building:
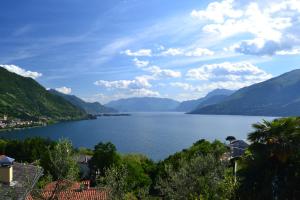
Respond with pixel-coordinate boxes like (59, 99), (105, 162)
(229, 139), (249, 159)
(77, 154), (92, 179)
(227, 139), (249, 182)
(0, 155), (43, 200)
(26, 180), (108, 200)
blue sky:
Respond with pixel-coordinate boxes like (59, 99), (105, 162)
(1, 0), (300, 103)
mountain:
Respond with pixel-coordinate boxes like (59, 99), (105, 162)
(0, 68), (87, 121)
(190, 69), (300, 117)
(105, 97), (180, 112)
(176, 89), (235, 112)
(49, 89), (117, 114)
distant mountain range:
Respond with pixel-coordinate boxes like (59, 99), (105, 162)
(3, 65), (300, 119)
(190, 69), (300, 117)
(49, 89), (117, 114)
(0, 68), (86, 121)
(105, 97), (180, 112)
(176, 89), (235, 112)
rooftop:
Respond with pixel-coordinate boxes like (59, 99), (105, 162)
(0, 162), (43, 199)
(26, 181), (108, 200)
(229, 140), (249, 159)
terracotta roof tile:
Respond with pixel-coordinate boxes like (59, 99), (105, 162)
(26, 180), (108, 200)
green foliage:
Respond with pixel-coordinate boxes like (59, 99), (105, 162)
(99, 164), (129, 200)
(157, 154), (235, 200)
(160, 139), (228, 172)
(0, 137), (55, 163)
(0, 67), (86, 121)
(90, 142), (121, 174)
(121, 154), (154, 197)
(238, 117), (300, 200)
(48, 139), (79, 181)
(76, 147), (94, 156)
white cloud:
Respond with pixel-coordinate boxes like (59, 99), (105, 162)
(192, 0), (300, 56)
(276, 48), (300, 55)
(186, 62), (272, 82)
(0, 64), (42, 79)
(122, 49), (152, 57)
(94, 75), (153, 90)
(191, 0), (243, 23)
(146, 65), (181, 78)
(132, 58), (149, 68)
(129, 88), (160, 97)
(160, 47), (214, 57)
(55, 86), (72, 94)
(160, 48), (184, 56)
(185, 48), (215, 56)
(85, 89), (160, 104)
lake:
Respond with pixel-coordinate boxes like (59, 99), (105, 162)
(0, 113), (275, 160)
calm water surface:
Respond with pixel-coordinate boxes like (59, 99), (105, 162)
(0, 113), (275, 160)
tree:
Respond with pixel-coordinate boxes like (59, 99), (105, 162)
(99, 164), (129, 200)
(157, 154), (235, 200)
(238, 117), (300, 200)
(90, 142), (120, 175)
(30, 139), (79, 200)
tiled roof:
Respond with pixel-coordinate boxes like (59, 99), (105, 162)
(26, 181), (108, 200)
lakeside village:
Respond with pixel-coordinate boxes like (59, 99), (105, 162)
(0, 113), (131, 131)
(0, 115), (47, 131)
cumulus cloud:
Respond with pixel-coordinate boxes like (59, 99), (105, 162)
(160, 48), (184, 56)
(94, 75), (154, 90)
(132, 58), (149, 68)
(146, 66), (181, 78)
(192, 0), (300, 56)
(186, 62), (272, 82)
(191, 0), (243, 23)
(122, 49), (152, 57)
(0, 64), (42, 79)
(55, 86), (72, 94)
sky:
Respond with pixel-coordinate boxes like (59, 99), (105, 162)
(1, 0), (300, 103)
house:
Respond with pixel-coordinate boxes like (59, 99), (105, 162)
(26, 180), (108, 200)
(226, 139), (249, 182)
(229, 139), (249, 159)
(77, 154), (92, 179)
(0, 155), (43, 200)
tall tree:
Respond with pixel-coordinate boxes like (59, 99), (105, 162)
(89, 142), (120, 175)
(238, 117), (300, 200)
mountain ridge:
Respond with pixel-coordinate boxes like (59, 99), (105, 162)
(0, 67), (87, 121)
(189, 69), (300, 116)
(176, 89), (235, 112)
(49, 89), (117, 114)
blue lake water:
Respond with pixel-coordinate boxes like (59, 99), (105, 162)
(0, 113), (275, 160)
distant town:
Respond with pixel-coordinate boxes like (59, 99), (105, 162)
(0, 115), (47, 131)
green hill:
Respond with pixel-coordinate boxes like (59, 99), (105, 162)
(49, 89), (117, 114)
(0, 68), (87, 121)
(176, 89), (235, 112)
(190, 69), (300, 116)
